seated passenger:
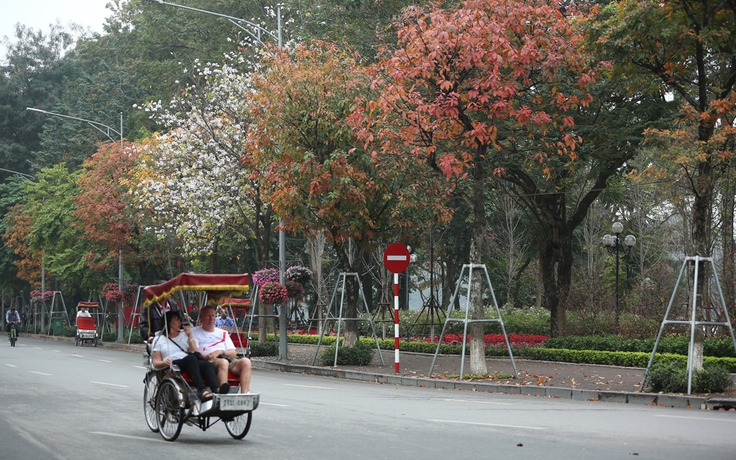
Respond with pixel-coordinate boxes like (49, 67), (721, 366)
(151, 311), (224, 401)
(192, 305), (253, 394)
(214, 310), (235, 328)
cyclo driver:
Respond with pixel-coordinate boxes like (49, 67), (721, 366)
(192, 305), (252, 394)
(6, 307), (21, 334)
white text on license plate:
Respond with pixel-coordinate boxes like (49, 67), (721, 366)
(220, 396), (253, 410)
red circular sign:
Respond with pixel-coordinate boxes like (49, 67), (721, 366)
(383, 243), (411, 273)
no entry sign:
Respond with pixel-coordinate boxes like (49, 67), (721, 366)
(383, 243), (411, 273)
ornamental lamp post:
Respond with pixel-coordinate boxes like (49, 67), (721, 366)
(27, 107), (127, 341)
(602, 222), (636, 328)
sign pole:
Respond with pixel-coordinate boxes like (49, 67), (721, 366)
(394, 273), (400, 374)
(383, 242), (411, 375)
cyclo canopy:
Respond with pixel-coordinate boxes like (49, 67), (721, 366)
(142, 273), (251, 307)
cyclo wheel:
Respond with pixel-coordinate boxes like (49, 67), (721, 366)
(143, 372), (159, 432)
(155, 380), (184, 441)
(224, 411), (253, 440)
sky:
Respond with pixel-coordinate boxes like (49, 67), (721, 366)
(0, 0), (111, 58)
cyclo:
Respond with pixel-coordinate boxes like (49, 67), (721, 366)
(142, 274), (259, 442)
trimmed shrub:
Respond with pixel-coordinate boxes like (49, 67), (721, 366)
(250, 340), (279, 357)
(319, 340), (374, 366)
(646, 361), (733, 394)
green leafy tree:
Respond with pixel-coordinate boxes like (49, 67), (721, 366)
(5, 164), (86, 295)
(0, 23), (77, 176)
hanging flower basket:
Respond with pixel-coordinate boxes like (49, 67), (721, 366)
(252, 268), (279, 287)
(30, 290), (53, 304)
(259, 282), (288, 306)
(102, 282), (124, 303)
(285, 280), (304, 300)
(286, 265), (313, 286)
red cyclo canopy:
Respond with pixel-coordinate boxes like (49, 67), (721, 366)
(142, 273), (251, 307)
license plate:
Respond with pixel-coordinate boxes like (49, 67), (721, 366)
(219, 395), (254, 411)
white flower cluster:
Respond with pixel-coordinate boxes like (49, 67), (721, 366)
(131, 62), (273, 256)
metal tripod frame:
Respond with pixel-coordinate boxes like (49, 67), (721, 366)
(429, 264), (518, 380)
(311, 272), (385, 367)
(640, 256), (736, 394)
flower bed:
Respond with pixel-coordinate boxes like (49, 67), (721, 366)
(412, 333), (549, 349)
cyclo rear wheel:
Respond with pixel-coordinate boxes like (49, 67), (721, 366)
(143, 372), (159, 432)
(155, 380), (184, 441)
(224, 411), (252, 439)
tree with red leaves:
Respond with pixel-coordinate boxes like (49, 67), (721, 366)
(357, 0), (599, 372)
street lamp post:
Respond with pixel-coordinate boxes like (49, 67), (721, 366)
(148, 0), (289, 358)
(27, 107), (126, 341)
(602, 222), (636, 327)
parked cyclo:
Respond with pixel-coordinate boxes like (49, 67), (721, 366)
(141, 273), (259, 442)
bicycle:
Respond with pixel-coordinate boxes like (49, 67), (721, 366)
(8, 321), (19, 347)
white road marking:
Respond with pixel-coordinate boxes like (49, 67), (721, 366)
(71, 354), (84, 358)
(655, 414), (736, 423)
(439, 398), (512, 406)
(89, 381), (130, 388)
(429, 418), (546, 430)
(90, 431), (167, 443)
(283, 384), (334, 390)
(52, 350), (60, 352)
(98, 359), (112, 363)
(4, 363), (17, 368)
(133, 365), (147, 370)
(260, 402), (290, 407)
(29, 371), (51, 376)
(33, 347), (42, 349)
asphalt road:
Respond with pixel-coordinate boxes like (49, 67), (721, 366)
(1, 336), (735, 459)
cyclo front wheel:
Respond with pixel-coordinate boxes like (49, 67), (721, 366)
(224, 411), (252, 439)
(155, 380), (184, 441)
(143, 372), (159, 432)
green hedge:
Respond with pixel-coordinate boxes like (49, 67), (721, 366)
(521, 347), (736, 373)
(250, 341), (279, 356)
(646, 360), (733, 393)
(544, 335), (736, 358)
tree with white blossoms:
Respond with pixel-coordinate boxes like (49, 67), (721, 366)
(131, 57), (276, 269)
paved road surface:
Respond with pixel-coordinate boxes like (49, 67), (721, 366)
(1, 336), (735, 459)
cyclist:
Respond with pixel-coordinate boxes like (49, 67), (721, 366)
(6, 306), (21, 334)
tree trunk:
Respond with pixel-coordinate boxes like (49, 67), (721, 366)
(690, 128), (715, 367)
(342, 273), (360, 347)
(333, 239), (363, 348)
(468, 175), (487, 375)
(721, 171), (735, 327)
(539, 215), (573, 337)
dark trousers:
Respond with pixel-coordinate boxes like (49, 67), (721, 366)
(173, 353), (218, 393)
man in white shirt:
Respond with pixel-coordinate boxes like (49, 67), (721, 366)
(191, 305), (252, 393)
(76, 306), (92, 318)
